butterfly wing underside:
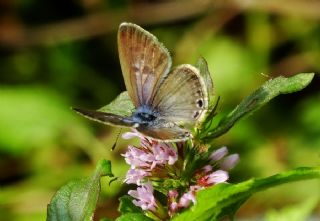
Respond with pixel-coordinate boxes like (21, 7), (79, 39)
(153, 64), (208, 126)
(118, 23), (172, 107)
(138, 123), (191, 141)
(137, 65), (209, 141)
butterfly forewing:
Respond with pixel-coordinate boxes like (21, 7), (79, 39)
(151, 64), (208, 127)
(118, 23), (172, 107)
(72, 108), (135, 127)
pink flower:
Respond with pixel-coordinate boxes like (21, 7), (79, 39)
(178, 192), (193, 208)
(122, 141), (178, 170)
(169, 202), (179, 216)
(210, 146), (228, 162)
(198, 170), (229, 187)
(150, 143), (178, 169)
(122, 130), (144, 140)
(168, 190), (179, 216)
(178, 185), (202, 207)
(221, 154), (240, 170)
(121, 146), (154, 169)
(128, 182), (157, 211)
(202, 165), (213, 173)
(124, 169), (150, 185)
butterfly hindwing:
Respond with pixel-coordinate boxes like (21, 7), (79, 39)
(151, 64), (208, 127)
(138, 122), (191, 142)
(118, 23), (172, 107)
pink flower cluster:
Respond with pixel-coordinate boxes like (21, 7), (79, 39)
(121, 130), (239, 218)
(122, 132), (178, 185)
(167, 146), (239, 216)
(122, 131), (178, 212)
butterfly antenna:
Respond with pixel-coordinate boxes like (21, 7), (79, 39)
(111, 128), (122, 151)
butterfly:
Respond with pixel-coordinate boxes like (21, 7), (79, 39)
(73, 22), (214, 142)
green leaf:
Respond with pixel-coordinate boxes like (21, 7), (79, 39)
(118, 196), (143, 214)
(99, 91), (135, 117)
(116, 213), (153, 221)
(203, 73), (315, 140)
(47, 160), (114, 221)
(173, 167), (320, 221)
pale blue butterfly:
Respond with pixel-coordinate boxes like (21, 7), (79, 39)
(73, 22), (213, 141)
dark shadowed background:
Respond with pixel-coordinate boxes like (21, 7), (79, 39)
(0, 0), (319, 220)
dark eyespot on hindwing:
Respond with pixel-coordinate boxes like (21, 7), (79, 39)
(193, 111), (200, 118)
(196, 99), (203, 108)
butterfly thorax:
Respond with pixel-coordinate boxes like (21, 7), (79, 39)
(132, 106), (158, 125)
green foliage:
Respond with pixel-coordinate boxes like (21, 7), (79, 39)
(116, 213), (153, 221)
(265, 197), (319, 221)
(196, 36), (260, 99)
(173, 167), (320, 221)
(99, 91), (135, 117)
(47, 160), (113, 221)
(0, 86), (90, 155)
(201, 73), (315, 141)
(118, 196), (143, 214)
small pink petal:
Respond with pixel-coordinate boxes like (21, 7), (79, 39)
(207, 170), (229, 184)
(168, 190), (179, 198)
(122, 131), (142, 139)
(169, 201), (179, 213)
(221, 154), (240, 170)
(202, 165), (213, 173)
(178, 192), (193, 207)
(210, 146), (228, 162)
(124, 169), (149, 185)
(178, 185), (201, 208)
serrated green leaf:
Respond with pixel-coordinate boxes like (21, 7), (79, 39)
(116, 213), (153, 221)
(173, 167), (320, 221)
(203, 73), (315, 140)
(47, 160), (114, 221)
(99, 91), (135, 117)
(118, 196), (143, 214)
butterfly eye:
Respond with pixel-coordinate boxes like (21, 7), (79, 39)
(196, 99), (203, 108)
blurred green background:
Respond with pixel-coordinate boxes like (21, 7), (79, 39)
(0, 0), (319, 220)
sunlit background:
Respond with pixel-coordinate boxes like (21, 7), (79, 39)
(0, 0), (319, 220)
